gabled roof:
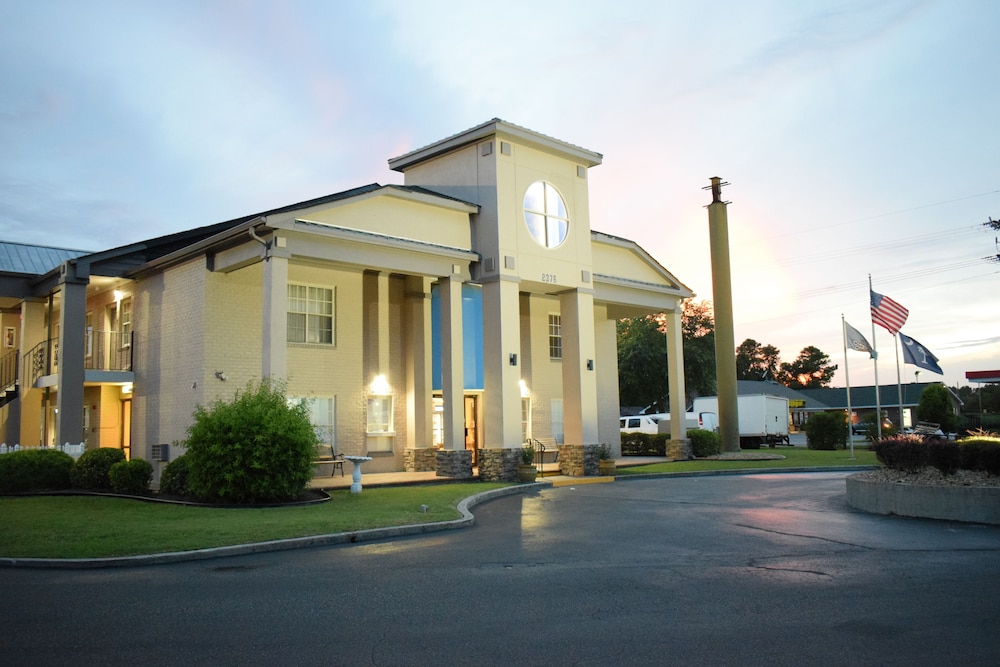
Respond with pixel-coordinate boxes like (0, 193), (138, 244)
(735, 380), (826, 407)
(0, 241), (90, 275)
(797, 382), (961, 411)
(591, 230), (694, 298)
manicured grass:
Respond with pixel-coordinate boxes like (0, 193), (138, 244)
(0, 483), (509, 559)
(617, 446), (879, 475)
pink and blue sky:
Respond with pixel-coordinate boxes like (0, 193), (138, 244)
(1, 0), (997, 389)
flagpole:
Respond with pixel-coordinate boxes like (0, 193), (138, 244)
(869, 275), (882, 440)
(895, 333), (905, 432)
(842, 315), (855, 459)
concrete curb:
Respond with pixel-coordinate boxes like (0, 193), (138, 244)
(846, 472), (1000, 525)
(614, 465), (879, 481)
(0, 484), (540, 570)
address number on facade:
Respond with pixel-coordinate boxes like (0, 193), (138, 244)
(541, 273), (558, 283)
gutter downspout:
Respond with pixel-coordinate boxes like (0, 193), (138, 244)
(248, 219), (271, 262)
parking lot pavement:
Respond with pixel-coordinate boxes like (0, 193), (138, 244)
(2, 472), (998, 666)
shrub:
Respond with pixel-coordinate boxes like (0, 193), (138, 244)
(595, 443), (613, 460)
(520, 442), (535, 465)
(959, 437), (1000, 475)
(158, 453), (191, 496)
(805, 411), (847, 450)
(620, 432), (667, 456)
(185, 379), (318, 503)
(0, 449), (75, 493)
(109, 459), (153, 495)
(872, 434), (929, 473)
(689, 429), (721, 458)
(71, 447), (126, 491)
(925, 439), (961, 476)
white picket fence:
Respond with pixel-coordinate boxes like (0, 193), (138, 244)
(0, 442), (87, 459)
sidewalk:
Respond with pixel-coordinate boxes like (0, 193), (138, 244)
(308, 457), (667, 490)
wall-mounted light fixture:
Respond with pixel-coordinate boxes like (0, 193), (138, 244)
(587, 359), (594, 371)
(214, 371), (227, 381)
(509, 353), (518, 366)
(370, 373), (392, 395)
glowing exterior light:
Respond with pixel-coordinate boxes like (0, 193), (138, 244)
(370, 374), (391, 395)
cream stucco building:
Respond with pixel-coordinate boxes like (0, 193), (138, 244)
(0, 120), (692, 481)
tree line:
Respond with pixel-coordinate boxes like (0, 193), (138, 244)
(617, 300), (837, 411)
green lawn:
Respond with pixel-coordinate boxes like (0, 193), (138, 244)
(617, 446), (879, 474)
(0, 483), (509, 559)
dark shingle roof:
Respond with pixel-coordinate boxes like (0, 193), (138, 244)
(0, 241), (90, 276)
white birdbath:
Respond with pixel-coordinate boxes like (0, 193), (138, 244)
(343, 455), (373, 493)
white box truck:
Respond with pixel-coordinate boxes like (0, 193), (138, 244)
(690, 394), (790, 448)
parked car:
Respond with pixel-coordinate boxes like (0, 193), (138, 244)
(851, 422), (872, 435)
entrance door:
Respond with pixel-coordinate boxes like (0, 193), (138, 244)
(464, 395), (478, 465)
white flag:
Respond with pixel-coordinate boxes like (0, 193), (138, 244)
(845, 321), (874, 358)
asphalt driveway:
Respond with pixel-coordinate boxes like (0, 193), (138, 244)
(3, 471), (999, 666)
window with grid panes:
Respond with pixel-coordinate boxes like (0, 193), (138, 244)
(287, 284), (334, 344)
(548, 314), (562, 359)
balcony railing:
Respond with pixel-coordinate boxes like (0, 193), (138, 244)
(27, 331), (134, 387)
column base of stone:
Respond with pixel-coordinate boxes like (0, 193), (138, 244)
(436, 449), (473, 479)
(478, 448), (521, 482)
(558, 444), (601, 476)
(404, 448), (438, 472)
(668, 439), (693, 461)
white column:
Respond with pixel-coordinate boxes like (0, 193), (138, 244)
(439, 275), (464, 451)
(559, 289), (599, 444)
(405, 276), (432, 448)
(665, 308), (687, 442)
(482, 277), (522, 449)
(261, 251), (289, 380)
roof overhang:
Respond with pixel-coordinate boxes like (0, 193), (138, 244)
(388, 118), (603, 172)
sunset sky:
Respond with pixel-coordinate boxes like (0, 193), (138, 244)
(2, 0), (997, 389)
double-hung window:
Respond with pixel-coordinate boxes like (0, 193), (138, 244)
(288, 284), (334, 344)
(548, 314), (562, 359)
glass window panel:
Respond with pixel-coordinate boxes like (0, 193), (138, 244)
(547, 218), (568, 248)
(524, 212), (545, 245)
(287, 313), (306, 343)
(523, 181), (545, 213)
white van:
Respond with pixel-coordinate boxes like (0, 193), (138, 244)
(620, 413), (717, 435)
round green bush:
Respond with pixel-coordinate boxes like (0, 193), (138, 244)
(185, 379), (318, 504)
(689, 428), (721, 457)
(0, 449), (75, 493)
(805, 411), (847, 450)
(158, 453), (191, 497)
(71, 447), (127, 491)
(109, 459), (154, 495)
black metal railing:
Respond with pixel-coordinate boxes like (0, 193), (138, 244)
(26, 331), (134, 386)
(0, 350), (17, 393)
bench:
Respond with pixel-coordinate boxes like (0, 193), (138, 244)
(527, 437), (560, 464)
(312, 444), (345, 477)
(912, 421), (942, 437)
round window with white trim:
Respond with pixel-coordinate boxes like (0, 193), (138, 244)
(523, 181), (569, 248)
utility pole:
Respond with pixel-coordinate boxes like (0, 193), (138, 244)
(706, 177), (740, 453)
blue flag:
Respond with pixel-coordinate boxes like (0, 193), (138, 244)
(899, 333), (943, 375)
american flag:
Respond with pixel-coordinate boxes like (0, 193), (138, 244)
(870, 290), (908, 334)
